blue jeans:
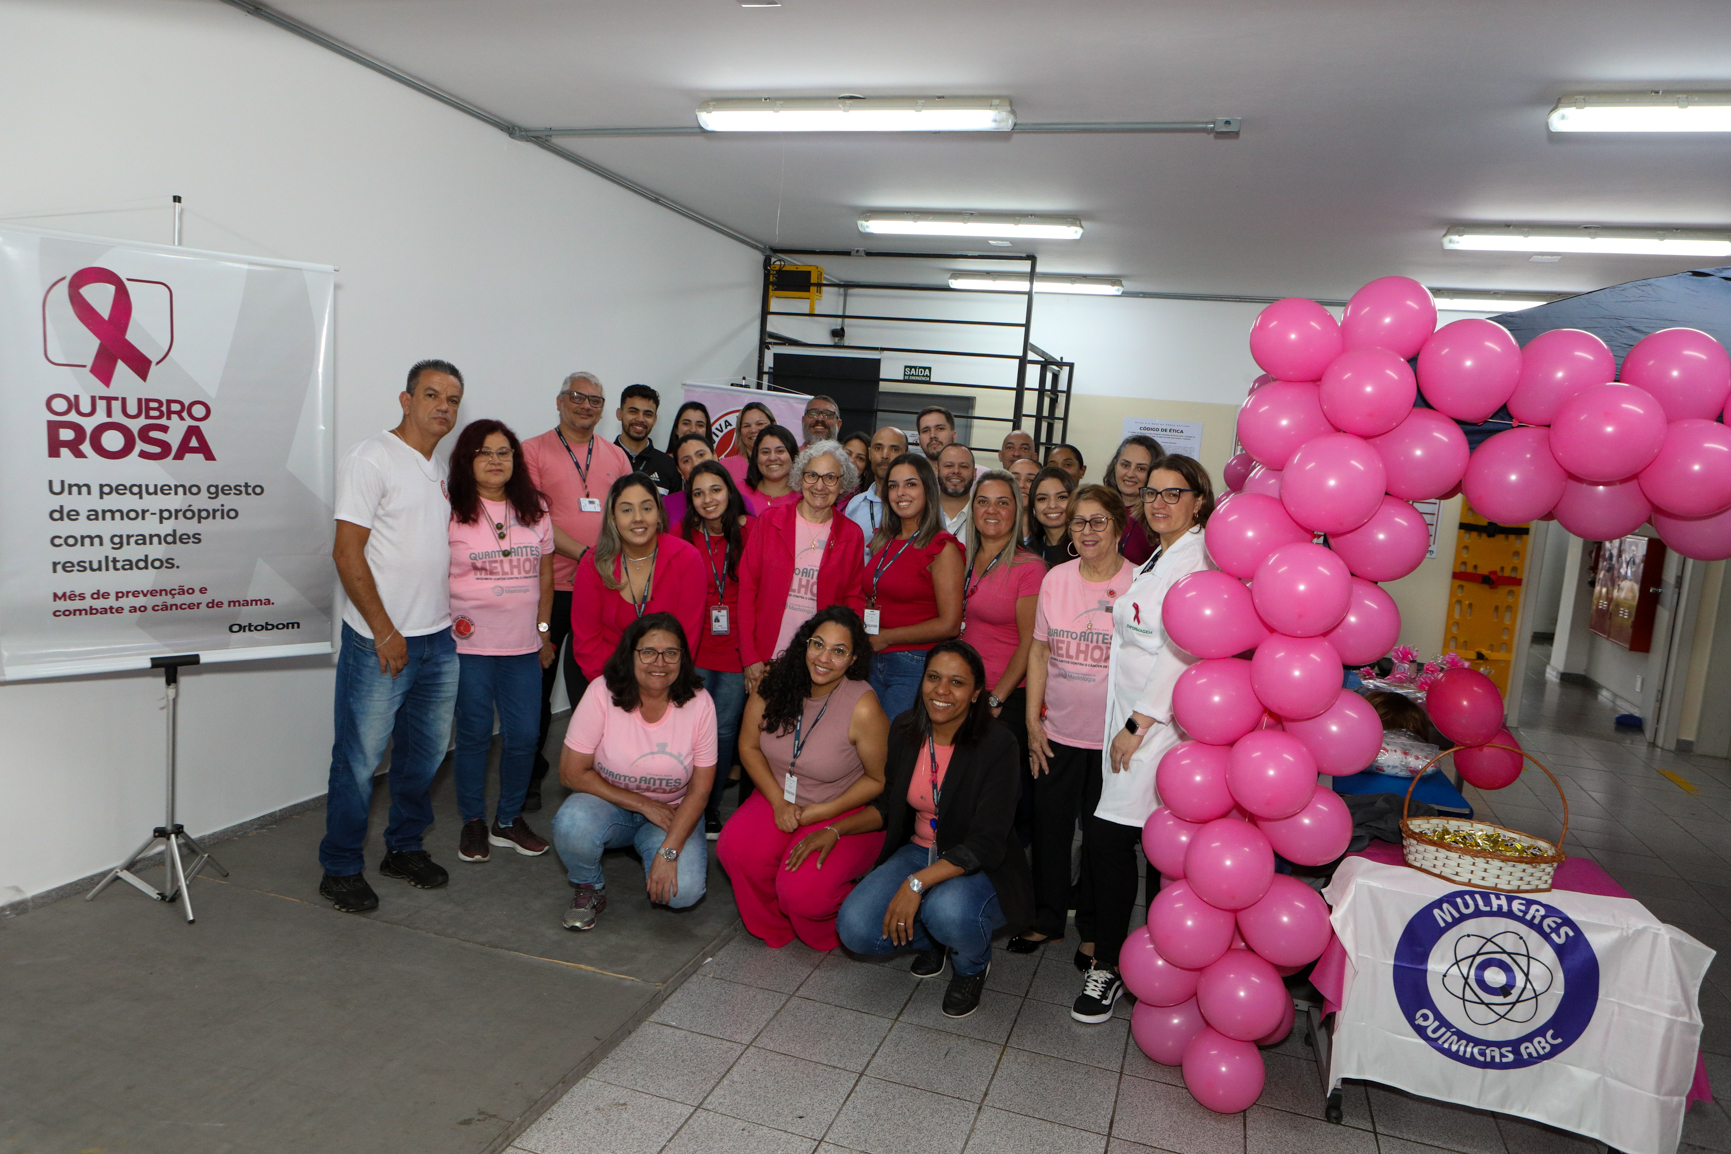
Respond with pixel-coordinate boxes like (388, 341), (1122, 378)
(838, 842), (1005, 975)
(698, 668), (747, 820)
(868, 648), (927, 722)
(551, 792), (708, 908)
(453, 651), (542, 827)
(319, 623), (459, 875)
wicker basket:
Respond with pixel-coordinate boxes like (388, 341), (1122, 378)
(1400, 746), (1567, 894)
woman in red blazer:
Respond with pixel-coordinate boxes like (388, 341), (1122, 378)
(738, 440), (866, 693)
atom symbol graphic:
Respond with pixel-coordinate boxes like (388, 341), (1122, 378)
(1439, 930), (1555, 1027)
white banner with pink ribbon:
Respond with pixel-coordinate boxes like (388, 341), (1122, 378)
(680, 382), (811, 459)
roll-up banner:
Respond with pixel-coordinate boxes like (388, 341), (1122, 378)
(0, 226), (336, 680)
(681, 383), (811, 459)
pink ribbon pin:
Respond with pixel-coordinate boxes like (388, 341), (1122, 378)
(68, 266), (153, 387)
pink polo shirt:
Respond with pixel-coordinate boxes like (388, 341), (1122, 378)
(520, 428), (632, 592)
(1033, 558), (1134, 750)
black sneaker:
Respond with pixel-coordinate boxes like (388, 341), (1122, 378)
(1071, 963), (1124, 1024)
(522, 783), (542, 813)
(458, 819), (489, 862)
(379, 849), (449, 889)
(943, 963), (990, 1018)
(319, 872), (378, 913)
(911, 945), (948, 978)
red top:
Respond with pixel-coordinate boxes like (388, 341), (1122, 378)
(1121, 515), (1156, 565)
(570, 532), (707, 680)
(737, 502), (866, 668)
(866, 531), (962, 654)
(684, 519), (755, 673)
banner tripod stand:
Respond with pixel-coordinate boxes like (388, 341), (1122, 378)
(86, 654), (228, 923)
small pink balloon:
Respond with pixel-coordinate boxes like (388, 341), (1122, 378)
(1251, 373), (1275, 391)
(1143, 807), (1202, 879)
(1282, 433), (1387, 535)
(1507, 328), (1616, 426)
(1250, 633), (1343, 721)
(1236, 381), (1333, 471)
(1183, 1027), (1267, 1114)
(1328, 496), (1431, 582)
(1653, 505), (1731, 561)
(1251, 542), (1351, 638)
(1225, 732), (1318, 821)
(1553, 475), (1652, 541)
(1461, 426), (1567, 524)
(1157, 741), (1238, 823)
(1150, 879), (1238, 970)
(1163, 570), (1268, 659)
(1121, 926), (1203, 1006)
(1417, 318), (1523, 423)
(1425, 668), (1505, 747)
(1204, 493), (1314, 580)
(1133, 996), (1208, 1066)
(1324, 578), (1402, 666)
(1621, 327), (1731, 422)
(1184, 818), (1276, 910)
(1283, 688), (1384, 776)
(1236, 874), (1334, 967)
(1257, 997), (1297, 1048)
(1196, 945), (1288, 1042)
(1319, 347), (1418, 437)
(1550, 383), (1669, 482)
(1242, 464), (1284, 498)
(1256, 789), (1352, 866)
(1341, 275), (1437, 359)
(1638, 418), (1731, 518)
(1370, 408), (1470, 501)
(1173, 658), (1266, 745)
(1455, 730), (1524, 790)
(1223, 450), (1256, 493)
(1249, 298), (1343, 383)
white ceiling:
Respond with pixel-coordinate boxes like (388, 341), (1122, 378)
(267, 0), (1731, 300)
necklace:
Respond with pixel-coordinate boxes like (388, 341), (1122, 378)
(483, 497), (515, 557)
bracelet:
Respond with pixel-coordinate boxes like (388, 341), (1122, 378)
(823, 826), (841, 841)
(378, 628), (399, 645)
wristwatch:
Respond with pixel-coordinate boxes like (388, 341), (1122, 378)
(1124, 716), (1142, 735)
(656, 846), (680, 862)
(537, 621), (550, 634)
(986, 694), (1003, 710)
(906, 877), (926, 895)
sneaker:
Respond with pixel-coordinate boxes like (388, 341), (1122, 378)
(1071, 963), (1125, 1024)
(319, 872), (378, 913)
(458, 819), (490, 862)
(563, 884), (607, 931)
(489, 818), (549, 857)
(910, 945), (948, 978)
(943, 962), (990, 1018)
(379, 849), (449, 890)
(521, 783), (542, 813)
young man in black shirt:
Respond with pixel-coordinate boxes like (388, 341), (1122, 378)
(614, 384), (682, 494)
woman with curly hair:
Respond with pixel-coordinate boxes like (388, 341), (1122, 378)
(718, 606), (888, 949)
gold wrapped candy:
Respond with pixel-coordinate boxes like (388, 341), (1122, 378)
(1431, 827), (1548, 857)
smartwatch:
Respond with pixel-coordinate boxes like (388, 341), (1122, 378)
(1124, 716), (1141, 735)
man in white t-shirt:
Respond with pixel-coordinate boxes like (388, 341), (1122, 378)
(936, 442), (977, 538)
(319, 360), (464, 913)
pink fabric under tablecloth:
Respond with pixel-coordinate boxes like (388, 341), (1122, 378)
(1310, 841), (1713, 1106)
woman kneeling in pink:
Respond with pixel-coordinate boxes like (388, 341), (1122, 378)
(718, 606), (888, 949)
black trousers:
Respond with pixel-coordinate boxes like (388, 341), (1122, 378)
(1072, 750), (1144, 968)
(994, 688), (1033, 846)
(533, 589), (590, 784)
(1028, 739), (1097, 938)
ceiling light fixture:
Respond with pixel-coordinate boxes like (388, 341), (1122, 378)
(1442, 225), (1731, 258)
(859, 212), (1082, 240)
(697, 96), (1013, 133)
(1549, 92), (1731, 132)
(948, 273), (1122, 295)
(1429, 291), (1561, 313)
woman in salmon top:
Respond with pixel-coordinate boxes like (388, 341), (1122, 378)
(863, 453), (964, 720)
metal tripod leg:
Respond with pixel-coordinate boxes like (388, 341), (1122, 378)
(86, 830), (173, 902)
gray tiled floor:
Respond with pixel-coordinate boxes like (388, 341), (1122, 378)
(513, 651), (1727, 1153)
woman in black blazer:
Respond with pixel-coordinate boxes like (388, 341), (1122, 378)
(835, 640), (1033, 1019)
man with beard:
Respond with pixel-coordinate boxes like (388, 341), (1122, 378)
(614, 384), (680, 494)
(936, 442), (977, 537)
(844, 424), (908, 543)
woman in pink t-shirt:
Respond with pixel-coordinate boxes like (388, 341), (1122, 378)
(552, 613), (717, 930)
(447, 420), (556, 865)
(1019, 485), (1134, 959)
(958, 470), (1043, 770)
(863, 453), (965, 720)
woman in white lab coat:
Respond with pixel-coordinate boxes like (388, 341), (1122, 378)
(1071, 454), (1217, 1024)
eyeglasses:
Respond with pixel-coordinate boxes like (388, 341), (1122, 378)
(1069, 515), (1115, 533)
(806, 409), (840, 421)
(802, 470), (842, 488)
(473, 447), (515, 461)
(1140, 486), (1200, 505)
(559, 391), (605, 408)
(806, 636), (853, 659)
(634, 647), (683, 664)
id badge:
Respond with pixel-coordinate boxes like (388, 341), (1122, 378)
(782, 774), (798, 804)
(863, 608), (881, 635)
(710, 606), (730, 636)
(579, 497), (602, 513)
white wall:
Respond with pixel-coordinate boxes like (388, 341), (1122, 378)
(1, 0), (761, 900)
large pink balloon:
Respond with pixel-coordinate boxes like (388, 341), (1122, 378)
(1638, 419), (1731, 518)
(1236, 875), (1333, 967)
(1341, 275), (1437, 359)
(1257, 997), (1297, 1048)
(1553, 476), (1652, 541)
(1251, 542), (1351, 637)
(1133, 996), (1208, 1066)
(1250, 633), (1343, 721)
(1654, 505), (1731, 561)
(1256, 789), (1352, 866)
(1183, 1028), (1267, 1114)
(1327, 496), (1431, 582)
(1283, 689), (1384, 776)
(1242, 464), (1283, 498)
(1184, 818), (1276, 910)
(1282, 433), (1387, 535)
(1236, 382), (1333, 471)
(1249, 298), (1343, 383)
(1173, 658), (1266, 745)
(1425, 668), (1505, 747)
(1143, 807), (1202, 879)
(1150, 879), (1238, 970)
(1621, 328), (1731, 422)
(1319, 347), (1418, 438)
(1507, 328), (1616, 426)
(1157, 741), (1238, 823)
(1324, 578), (1402, 665)
(1456, 730), (1523, 790)
(1121, 926), (1203, 1007)
(1225, 732), (1318, 820)
(1196, 947), (1288, 1042)
(1550, 383), (1668, 482)
(1461, 427), (1567, 524)
(1223, 450), (1255, 493)
(1204, 493), (1314, 580)
(1370, 408), (1470, 501)
(1163, 570), (1268, 659)
(1417, 318), (1522, 423)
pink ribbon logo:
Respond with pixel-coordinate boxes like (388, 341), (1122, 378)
(67, 266), (153, 387)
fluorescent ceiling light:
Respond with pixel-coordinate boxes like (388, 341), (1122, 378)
(859, 212), (1083, 239)
(1443, 225), (1731, 258)
(1549, 92), (1731, 132)
(948, 273), (1123, 295)
(697, 97), (1013, 133)
(1430, 292), (1559, 313)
